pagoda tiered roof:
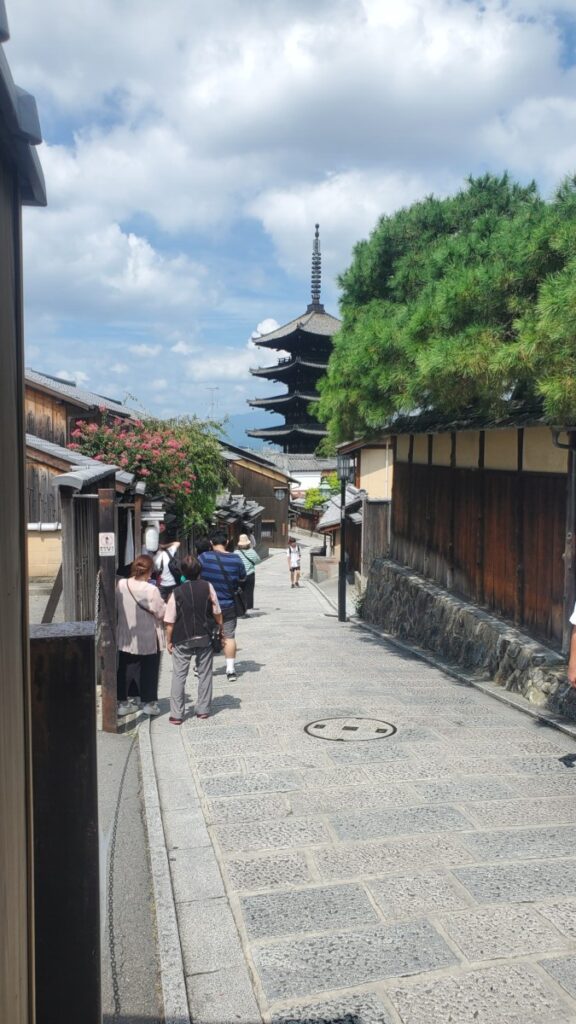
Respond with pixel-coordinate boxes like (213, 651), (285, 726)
(247, 224), (339, 453)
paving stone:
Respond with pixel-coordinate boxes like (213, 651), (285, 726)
(507, 773), (576, 798)
(169, 845), (226, 902)
(367, 870), (472, 920)
(253, 920), (458, 1001)
(412, 777), (517, 803)
(459, 825), (576, 862)
(243, 752), (330, 773)
(300, 766), (369, 789)
(329, 804), (474, 841)
(184, 965), (261, 1024)
(539, 900), (576, 940)
(391, 963), (574, 1023)
(441, 905), (570, 961)
(207, 793), (291, 824)
(288, 783), (419, 817)
(495, 755), (576, 776)
(200, 770), (303, 797)
(540, 956), (576, 1002)
(455, 859), (576, 903)
(390, 726), (444, 743)
(364, 760), (455, 782)
(186, 724), (262, 745)
(226, 852), (313, 892)
(241, 883), (379, 939)
(324, 743), (413, 765)
(177, 896), (244, 975)
(271, 992), (395, 1024)
(215, 818), (331, 852)
(194, 755), (243, 776)
(157, 776), (200, 811)
(314, 835), (472, 881)
(462, 797), (576, 829)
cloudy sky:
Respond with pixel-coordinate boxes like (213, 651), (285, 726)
(6, 0), (576, 438)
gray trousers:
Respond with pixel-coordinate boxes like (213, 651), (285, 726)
(170, 641), (213, 718)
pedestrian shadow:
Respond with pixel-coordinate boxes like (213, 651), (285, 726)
(213, 660), (265, 675)
(210, 694), (242, 716)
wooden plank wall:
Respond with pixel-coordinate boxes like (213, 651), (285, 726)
(228, 462), (289, 548)
(26, 464), (61, 523)
(361, 500), (391, 576)
(25, 389), (68, 446)
(391, 443), (567, 646)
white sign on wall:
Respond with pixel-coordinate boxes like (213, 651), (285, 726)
(98, 532), (116, 557)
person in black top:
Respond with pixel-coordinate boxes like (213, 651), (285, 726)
(164, 555), (223, 723)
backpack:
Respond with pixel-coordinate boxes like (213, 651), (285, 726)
(166, 549), (181, 585)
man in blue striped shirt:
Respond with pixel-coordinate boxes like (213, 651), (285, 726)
(199, 531), (246, 682)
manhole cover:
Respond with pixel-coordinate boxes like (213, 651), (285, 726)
(304, 717), (396, 742)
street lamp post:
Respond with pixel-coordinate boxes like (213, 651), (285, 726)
(336, 453), (354, 622)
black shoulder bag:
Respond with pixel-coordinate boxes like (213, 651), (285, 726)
(213, 552), (247, 618)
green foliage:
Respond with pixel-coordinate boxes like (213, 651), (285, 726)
(303, 471), (339, 509)
(317, 173), (576, 442)
(70, 414), (230, 530)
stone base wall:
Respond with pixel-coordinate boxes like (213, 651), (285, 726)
(363, 558), (576, 721)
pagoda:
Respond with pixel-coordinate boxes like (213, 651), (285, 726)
(247, 225), (341, 453)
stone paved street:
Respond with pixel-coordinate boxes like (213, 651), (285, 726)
(149, 542), (576, 1023)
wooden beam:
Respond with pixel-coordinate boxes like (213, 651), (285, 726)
(98, 488), (118, 733)
(41, 565), (62, 624)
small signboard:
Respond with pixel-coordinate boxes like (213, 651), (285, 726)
(98, 532), (116, 557)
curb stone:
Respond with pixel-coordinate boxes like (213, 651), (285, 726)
(139, 718), (191, 1024)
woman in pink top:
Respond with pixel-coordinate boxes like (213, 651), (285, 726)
(116, 554), (166, 717)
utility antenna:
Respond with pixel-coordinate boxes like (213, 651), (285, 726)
(206, 386), (219, 417)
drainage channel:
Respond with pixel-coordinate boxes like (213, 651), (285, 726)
(304, 717), (397, 742)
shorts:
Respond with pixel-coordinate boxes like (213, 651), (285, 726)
(290, 563), (301, 573)
(221, 608), (237, 639)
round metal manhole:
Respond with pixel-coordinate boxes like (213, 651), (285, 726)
(304, 717), (397, 742)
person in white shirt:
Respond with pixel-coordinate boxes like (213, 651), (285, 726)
(116, 555), (166, 717)
(287, 537), (302, 588)
(154, 538), (181, 601)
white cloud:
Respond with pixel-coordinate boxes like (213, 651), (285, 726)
(56, 368), (89, 384)
(128, 344), (162, 357)
(110, 362), (128, 373)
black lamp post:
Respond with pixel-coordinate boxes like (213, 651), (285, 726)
(336, 453), (354, 622)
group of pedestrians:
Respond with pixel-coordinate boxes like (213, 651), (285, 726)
(115, 529), (260, 724)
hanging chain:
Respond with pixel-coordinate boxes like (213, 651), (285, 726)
(106, 729), (138, 1018)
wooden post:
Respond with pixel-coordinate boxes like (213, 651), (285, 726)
(134, 491), (143, 556)
(447, 432), (456, 590)
(424, 433), (433, 578)
(476, 431), (485, 606)
(60, 488), (77, 621)
(515, 429), (525, 626)
(563, 437), (576, 655)
(98, 488), (118, 733)
(30, 622), (100, 1024)
(41, 564), (63, 624)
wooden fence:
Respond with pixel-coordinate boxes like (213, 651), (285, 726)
(361, 499), (391, 577)
(391, 461), (566, 646)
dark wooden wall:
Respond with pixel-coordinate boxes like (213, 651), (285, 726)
(362, 500), (391, 576)
(392, 458), (566, 646)
(26, 463), (61, 522)
(228, 462), (289, 548)
(0, 154), (33, 1024)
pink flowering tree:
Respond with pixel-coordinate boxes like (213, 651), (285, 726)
(69, 413), (230, 530)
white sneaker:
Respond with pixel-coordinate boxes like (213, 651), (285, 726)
(129, 696), (142, 707)
(117, 702), (132, 717)
(142, 701), (161, 716)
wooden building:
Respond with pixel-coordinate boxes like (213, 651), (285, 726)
(25, 367), (134, 447)
(388, 410), (575, 650)
(221, 442), (295, 548)
(0, 10), (46, 1021)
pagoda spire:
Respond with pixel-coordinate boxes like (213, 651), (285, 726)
(307, 223), (325, 313)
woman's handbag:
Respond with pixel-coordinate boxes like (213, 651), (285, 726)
(213, 552), (247, 617)
(210, 625), (223, 654)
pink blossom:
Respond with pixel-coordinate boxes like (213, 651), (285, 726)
(87, 422), (99, 434)
(67, 442), (80, 450)
(140, 468), (151, 477)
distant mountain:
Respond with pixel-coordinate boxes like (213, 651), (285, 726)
(218, 411), (283, 451)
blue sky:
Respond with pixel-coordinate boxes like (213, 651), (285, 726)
(6, 0), (576, 444)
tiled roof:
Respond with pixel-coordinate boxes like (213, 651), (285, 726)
(26, 433), (133, 486)
(253, 309), (341, 345)
(262, 453), (337, 473)
(317, 485), (366, 531)
(26, 368), (136, 418)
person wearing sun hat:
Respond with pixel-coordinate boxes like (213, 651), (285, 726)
(236, 533), (261, 612)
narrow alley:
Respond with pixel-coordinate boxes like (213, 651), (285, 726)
(145, 542), (576, 1024)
